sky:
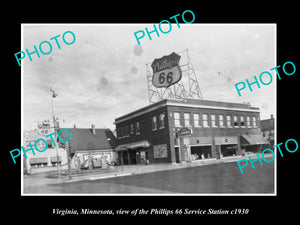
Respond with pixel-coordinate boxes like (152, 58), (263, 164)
(22, 24), (276, 131)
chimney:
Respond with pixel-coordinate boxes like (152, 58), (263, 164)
(271, 114), (274, 119)
(73, 124), (76, 128)
(91, 124), (96, 135)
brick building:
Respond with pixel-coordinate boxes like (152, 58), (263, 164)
(114, 98), (268, 165)
(260, 115), (275, 148)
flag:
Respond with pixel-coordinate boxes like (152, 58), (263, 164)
(49, 87), (58, 98)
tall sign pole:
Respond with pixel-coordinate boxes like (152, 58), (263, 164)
(50, 87), (61, 179)
(65, 141), (72, 180)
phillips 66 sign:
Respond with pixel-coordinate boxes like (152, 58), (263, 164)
(151, 52), (182, 88)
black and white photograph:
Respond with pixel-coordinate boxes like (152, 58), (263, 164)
(4, 4), (299, 222)
(21, 24), (276, 195)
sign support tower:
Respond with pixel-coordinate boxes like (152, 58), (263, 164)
(146, 49), (203, 104)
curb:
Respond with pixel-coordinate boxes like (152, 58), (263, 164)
(88, 173), (132, 181)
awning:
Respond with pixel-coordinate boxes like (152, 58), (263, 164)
(30, 157), (48, 164)
(50, 156), (62, 163)
(240, 134), (268, 146)
(115, 140), (150, 151)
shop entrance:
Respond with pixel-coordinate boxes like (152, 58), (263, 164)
(190, 146), (212, 160)
(220, 144), (238, 157)
(175, 147), (180, 163)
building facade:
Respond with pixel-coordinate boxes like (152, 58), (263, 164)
(23, 127), (67, 174)
(260, 115), (275, 148)
(114, 98), (268, 165)
(23, 124), (118, 174)
(67, 125), (118, 168)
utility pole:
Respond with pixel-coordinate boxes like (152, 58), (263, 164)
(50, 87), (61, 179)
(65, 141), (72, 180)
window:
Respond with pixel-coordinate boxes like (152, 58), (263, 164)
(203, 114), (209, 127)
(211, 115), (217, 127)
(253, 117), (257, 127)
(125, 125), (130, 137)
(135, 122), (140, 134)
(47, 139), (53, 148)
(159, 113), (165, 129)
(227, 115), (232, 127)
(174, 112), (181, 127)
(240, 116), (245, 127)
(152, 116), (157, 130)
(184, 113), (191, 127)
(219, 115), (224, 127)
(247, 116), (251, 127)
(194, 113), (201, 127)
(234, 116), (239, 127)
(130, 124), (134, 134)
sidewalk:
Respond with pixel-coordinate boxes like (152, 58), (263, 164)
(23, 153), (274, 186)
(60, 152), (273, 183)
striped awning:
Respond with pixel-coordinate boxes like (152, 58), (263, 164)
(50, 156), (62, 163)
(115, 140), (150, 151)
(30, 157), (48, 164)
(240, 134), (268, 146)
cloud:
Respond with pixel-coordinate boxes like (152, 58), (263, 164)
(23, 24), (276, 130)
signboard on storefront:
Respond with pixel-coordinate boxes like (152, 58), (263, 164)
(151, 52), (182, 88)
(153, 144), (168, 158)
(177, 127), (192, 137)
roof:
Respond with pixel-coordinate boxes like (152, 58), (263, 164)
(260, 118), (274, 131)
(115, 98), (260, 124)
(59, 128), (117, 153)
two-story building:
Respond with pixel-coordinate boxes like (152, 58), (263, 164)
(260, 115), (275, 148)
(114, 98), (268, 165)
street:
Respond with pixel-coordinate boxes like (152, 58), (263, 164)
(24, 160), (274, 194)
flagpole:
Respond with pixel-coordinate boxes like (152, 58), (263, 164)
(50, 87), (61, 179)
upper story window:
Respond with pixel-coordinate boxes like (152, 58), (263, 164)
(253, 117), (257, 127)
(240, 116), (245, 127)
(219, 115), (225, 127)
(233, 116), (239, 127)
(203, 114), (209, 127)
(135, 122), (140, 134)
(125, 125), (130, 137)
(159, 113), (165, 129)
(226, 115), (232, 127)
(174, 112), (181, 127)
(152, 116), (157, 130)
(211, 114), (217, 127)
(184, 113), (191, 127)
(193, 113), (201, 127)
(246, 116), (251, 127)
(130, 124), (134, 134)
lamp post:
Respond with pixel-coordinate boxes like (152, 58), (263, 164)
(49, 87), (61, 179)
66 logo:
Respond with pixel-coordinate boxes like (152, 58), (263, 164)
(151, 52), (182, 88)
